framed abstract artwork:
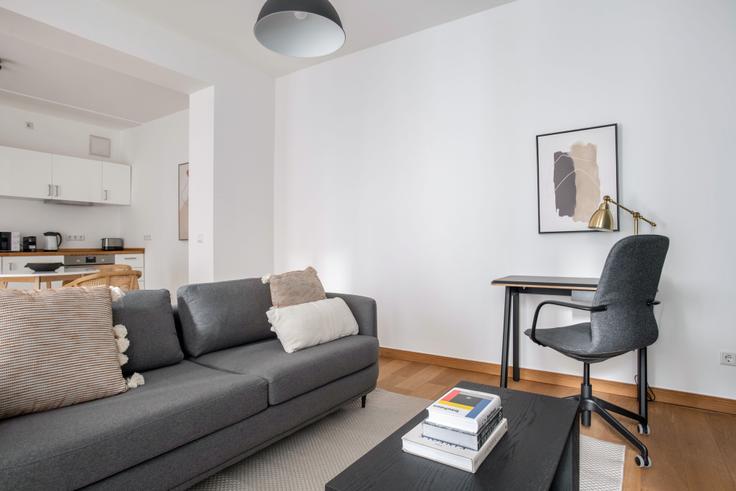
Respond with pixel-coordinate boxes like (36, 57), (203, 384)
(536, 124), (619, 233)
(178, 163), (189, 241)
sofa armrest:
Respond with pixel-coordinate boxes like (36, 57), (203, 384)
(326, 292), (377, 338)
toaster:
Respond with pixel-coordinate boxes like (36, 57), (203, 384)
(101, 238), (124, 251)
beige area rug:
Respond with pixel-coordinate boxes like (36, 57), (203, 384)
(194, 389), (625, 491)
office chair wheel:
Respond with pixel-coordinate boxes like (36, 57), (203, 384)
(637, 423), (651, 435)
(634, 455), (652, 468)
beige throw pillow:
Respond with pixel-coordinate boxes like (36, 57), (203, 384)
(0, 287), (128, 419)
(263, 266), (327, 308)
(267, 297), (359, 353)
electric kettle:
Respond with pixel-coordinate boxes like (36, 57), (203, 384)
(42, 232), (63, 251)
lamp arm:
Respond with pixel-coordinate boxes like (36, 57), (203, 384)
(637, 214), (657, 227)
(604, 196), (657, 228)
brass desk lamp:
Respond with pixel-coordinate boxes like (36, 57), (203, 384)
(588, 196), (657, 235)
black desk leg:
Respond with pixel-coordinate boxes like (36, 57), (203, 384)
(512, 289), (520, 382)
(500, 287), (511, 388)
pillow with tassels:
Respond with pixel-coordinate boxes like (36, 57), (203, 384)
(0, 287), (143, 420)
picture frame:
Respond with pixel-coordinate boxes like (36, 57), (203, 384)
(178, 163), (189, 241)
(536, 123), (619, 233)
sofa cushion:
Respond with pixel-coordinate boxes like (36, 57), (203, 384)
(265, 266), (326, 307)
(0, 360), (268, 491)
(193, 335), (379, 405)
(177, 278), (274, 357)
(112, 289), (184, 375)
(326, 292), (378, 337)
(0, 287), (127, 420)
(87, 365), (379, 491)
(267, 297), (359, 353)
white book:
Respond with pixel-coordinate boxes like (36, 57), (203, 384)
(422, 408), (503, 451)
(426, 387), (502, 433)
(402, 418), (508, 473)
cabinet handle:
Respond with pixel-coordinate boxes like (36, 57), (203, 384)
(104, 189), (109, 201)
(9, 263), (15, 271)
(55, 185), (60, 197)
(48, 184), (53, 197)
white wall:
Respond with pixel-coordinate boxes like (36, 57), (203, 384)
(212, 80), (275, 282)
(275, 0), (736, 398)
(188, 88), (214, 283)
(119, 110), (188, 296)
(0, 104), (123, 247)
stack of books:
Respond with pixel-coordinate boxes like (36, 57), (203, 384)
(401, 387), (507, 473)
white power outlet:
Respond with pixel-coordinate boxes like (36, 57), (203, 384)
(721, 352), (736, 366)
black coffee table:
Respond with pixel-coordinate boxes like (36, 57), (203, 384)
(326, 381), (579, 491)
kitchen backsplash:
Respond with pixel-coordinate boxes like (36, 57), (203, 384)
(0, 196), (122, 249)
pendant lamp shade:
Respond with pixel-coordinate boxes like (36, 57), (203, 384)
(254, 0), (345, 58)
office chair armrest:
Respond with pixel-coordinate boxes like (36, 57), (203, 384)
(529, 300), (607, 346)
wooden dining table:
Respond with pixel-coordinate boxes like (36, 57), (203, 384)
(0, 268), (100, 289)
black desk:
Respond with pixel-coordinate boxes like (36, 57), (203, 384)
(491, 275), (598, 389)
(326, 381), (579, 491)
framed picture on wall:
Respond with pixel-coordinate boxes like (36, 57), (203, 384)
(178, 163), (189, 241)
(536, 123), (619, 233)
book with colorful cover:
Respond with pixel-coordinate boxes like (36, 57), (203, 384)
(402, 418), (509, 473)
(422, 407), (504, 451)
(425, 387), (502, 433)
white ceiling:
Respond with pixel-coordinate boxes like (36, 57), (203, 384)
(104, 0), (515, 77)
(0, 13), (194, 129)
(0, 1), (514, 127)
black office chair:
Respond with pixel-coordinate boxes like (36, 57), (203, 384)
(525, 235), (669, 468)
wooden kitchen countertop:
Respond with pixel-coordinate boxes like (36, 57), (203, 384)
(0, 248), (145, 257)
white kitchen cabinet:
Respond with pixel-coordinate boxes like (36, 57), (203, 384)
(115, 253), (145, 289)
(115, 253), (144, 268)
(0, 145), (131, 205)
(0, 146), (53, 199)
(101, 162), (131, 205)
(1, 256), (60, 274)
(51, 155), (103, 203)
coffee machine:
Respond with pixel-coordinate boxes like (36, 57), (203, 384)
(22, 236), (37, 252)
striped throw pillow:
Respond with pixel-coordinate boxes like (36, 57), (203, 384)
(0, 287), (127, 419)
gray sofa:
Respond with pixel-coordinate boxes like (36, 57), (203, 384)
(0, 278), (379, 490)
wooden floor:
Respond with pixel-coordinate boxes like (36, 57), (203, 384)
(377, 356), (736, 491)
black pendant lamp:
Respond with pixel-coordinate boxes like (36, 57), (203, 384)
(254, 0), (345, 58)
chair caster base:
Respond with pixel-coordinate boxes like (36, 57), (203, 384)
(637, 423), (651, 435)
(634, 455), (652, 468)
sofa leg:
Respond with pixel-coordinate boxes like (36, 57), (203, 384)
(361, 395), (367, 408)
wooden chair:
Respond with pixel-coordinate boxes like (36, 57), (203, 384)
(94, 264), (134, 272)
(60, 264), (134, 287)
(64, 269), (142, 291)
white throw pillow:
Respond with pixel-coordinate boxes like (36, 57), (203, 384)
(267, 297), (359, 353)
